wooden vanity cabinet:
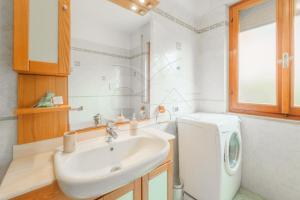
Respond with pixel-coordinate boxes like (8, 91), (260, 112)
(100, 179), (142, 200)
(142, 162), (173, 200)
(13, 0), (70, 76)
(103, 161), (174, 200)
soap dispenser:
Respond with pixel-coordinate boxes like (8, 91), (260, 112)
(129, 113), (138, 135)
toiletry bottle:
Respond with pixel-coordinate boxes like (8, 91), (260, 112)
(129, 113), (138, 135)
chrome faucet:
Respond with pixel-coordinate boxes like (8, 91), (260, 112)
(93, 113), (102, 127)
(106, 121), (118, 143)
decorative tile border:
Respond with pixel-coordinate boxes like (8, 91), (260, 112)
(196, 21), (228, 34)
(152, 8), (196, 32)
(152, 8), (228, 34)
(72, 47), (130, 59)
(72, 47), (148, 60)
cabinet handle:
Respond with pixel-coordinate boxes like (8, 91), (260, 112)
(63, 4), (68, 11)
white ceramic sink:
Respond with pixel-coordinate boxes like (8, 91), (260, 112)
(54, 132), (169, 199)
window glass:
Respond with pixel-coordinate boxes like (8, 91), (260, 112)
(29, 0), (58, 63)
(238, 0), (277, 105)
(294, 0), (300, 106)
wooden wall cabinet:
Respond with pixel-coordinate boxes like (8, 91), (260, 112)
(14, 0), (71, 144)
(13, 0), (70, 76)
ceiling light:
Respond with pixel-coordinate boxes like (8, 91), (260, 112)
(131, 5), (137, 11)
(139, 0), (145, 4)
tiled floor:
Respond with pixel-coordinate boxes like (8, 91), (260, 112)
(233, 188), (265, 200)
(182, 188), (265, 200)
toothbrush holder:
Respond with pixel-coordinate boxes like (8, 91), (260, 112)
(63, 131), (77, 153)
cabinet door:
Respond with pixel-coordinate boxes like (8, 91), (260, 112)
(103, 179), (141, 200)
(13, 0), (70, 76)
(142, 162), (173, 200)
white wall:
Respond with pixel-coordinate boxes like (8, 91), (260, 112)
(0, 0), (17, 183)
(196, 5), (300, 200)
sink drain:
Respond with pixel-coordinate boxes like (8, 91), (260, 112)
(111, 166), (121, 172)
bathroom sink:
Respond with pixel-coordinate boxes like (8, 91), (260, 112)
(54, 132), (169, 199)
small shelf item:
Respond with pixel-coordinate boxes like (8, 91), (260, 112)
(16, 105), (71, 116)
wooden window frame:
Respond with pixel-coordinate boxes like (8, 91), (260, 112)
(229, 0), (300, 119)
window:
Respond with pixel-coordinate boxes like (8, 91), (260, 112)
(229, 0), (300, 118)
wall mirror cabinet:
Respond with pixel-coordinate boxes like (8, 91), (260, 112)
(14, 0), (70, 76)
(14, 0), (71, 144)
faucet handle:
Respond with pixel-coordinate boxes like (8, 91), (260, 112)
(94, 113), (102, 127)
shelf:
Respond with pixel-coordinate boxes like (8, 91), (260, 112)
(16, 105), (70, 116)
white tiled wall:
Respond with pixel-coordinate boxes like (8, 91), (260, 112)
(240, 117), (300, 200)
(195, 6), (229, 113)
(196, 5), (300, 200)
(0, 0), (17, 183)
(148, 11), (201, 185)
(149, 11), (199, 119)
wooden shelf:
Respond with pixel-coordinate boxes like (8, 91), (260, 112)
(16, 105), (70, 116)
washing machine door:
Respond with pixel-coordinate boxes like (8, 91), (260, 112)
(224, 131), (242, 176)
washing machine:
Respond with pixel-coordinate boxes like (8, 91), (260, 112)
(177, 113), (242, 200)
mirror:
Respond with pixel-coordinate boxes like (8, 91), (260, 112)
(69, 0), (151, 130)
